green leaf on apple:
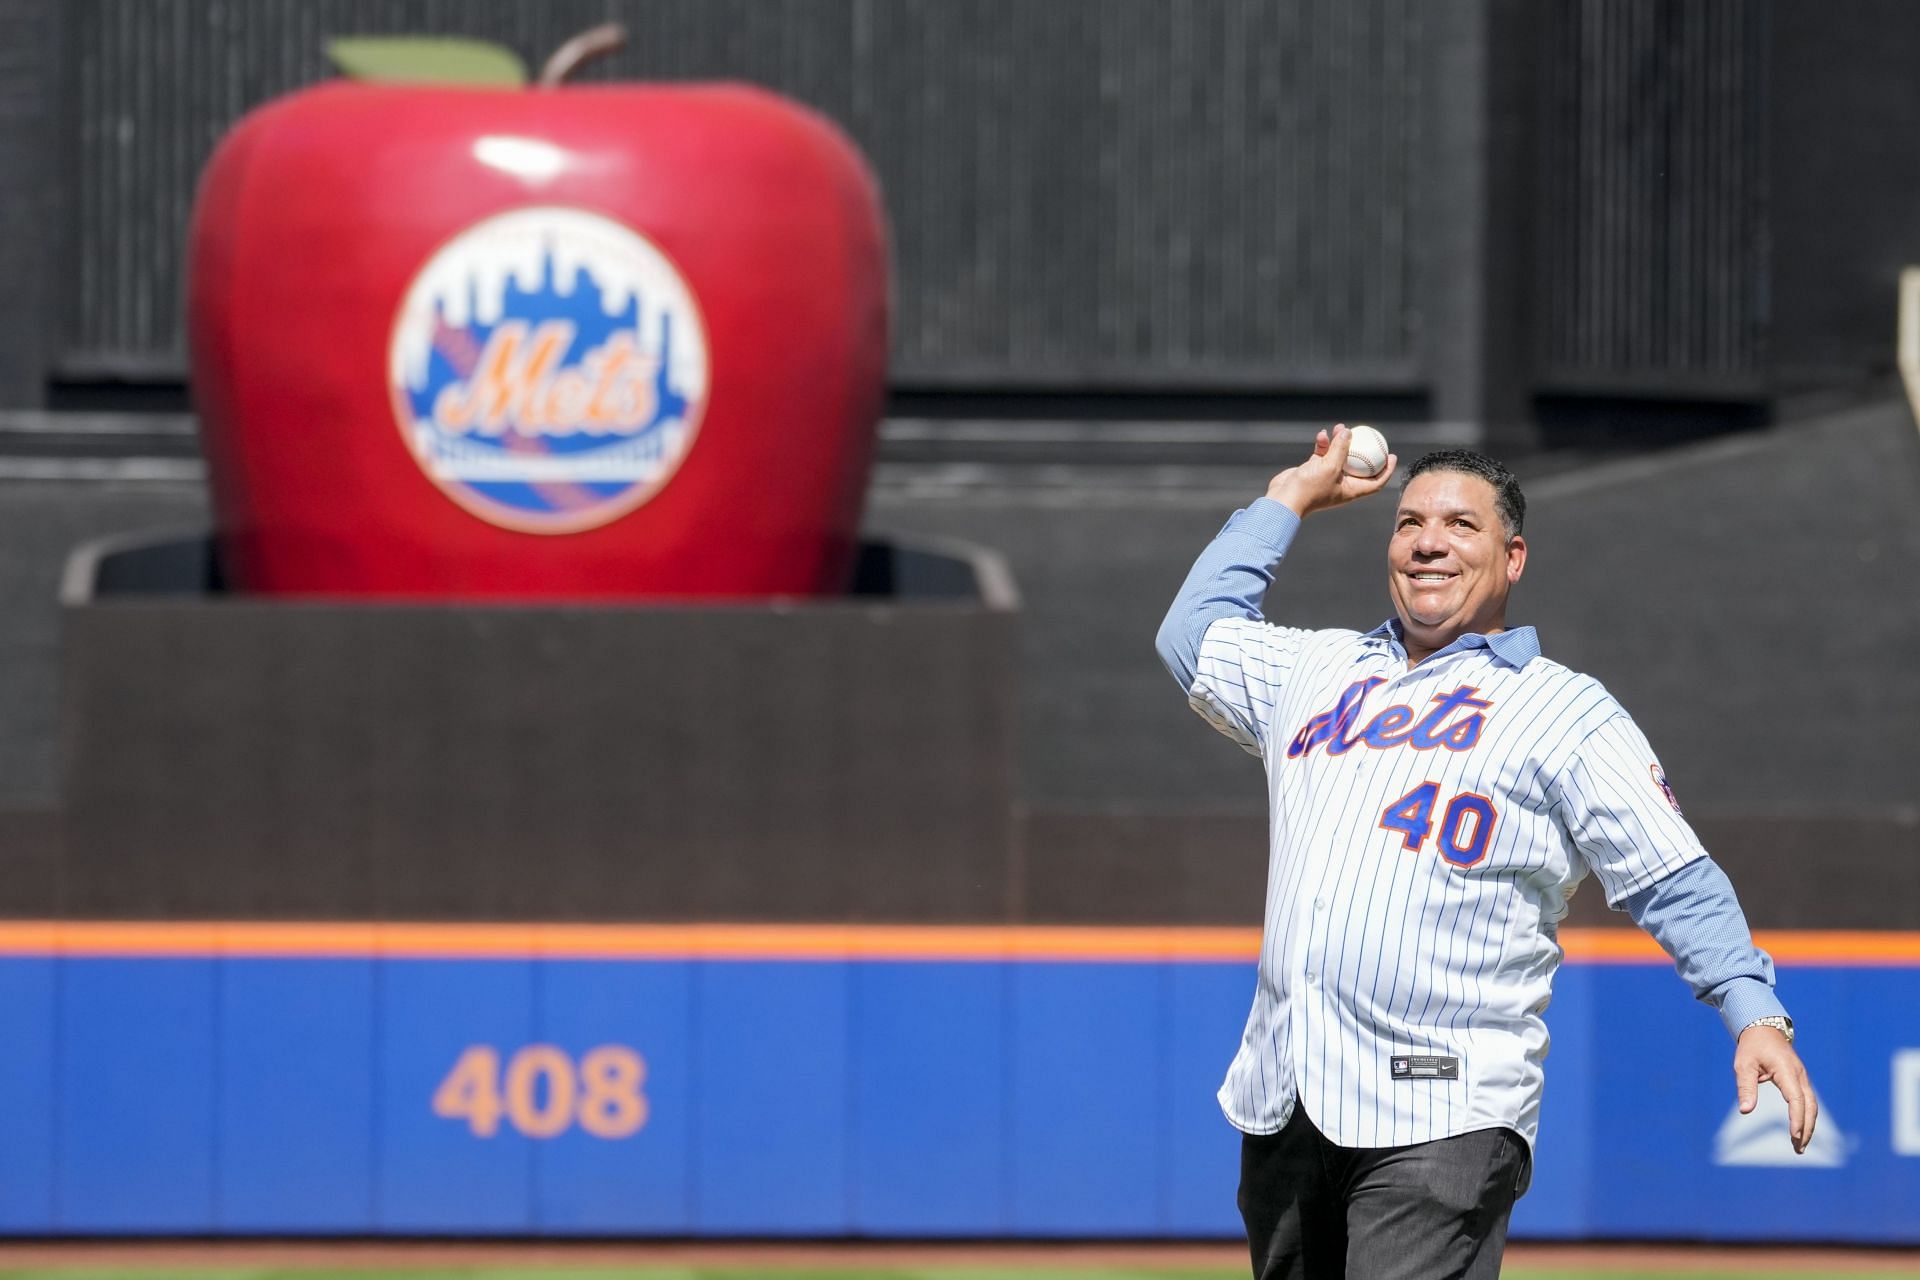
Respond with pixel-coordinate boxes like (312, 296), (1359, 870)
(325, 36), (528, 87)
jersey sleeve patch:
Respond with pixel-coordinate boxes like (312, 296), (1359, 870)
(1649, 763), (1683, 815)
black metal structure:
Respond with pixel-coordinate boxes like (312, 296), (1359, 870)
(3, 1), (1914, 443)
(3, 1), (1920, 931)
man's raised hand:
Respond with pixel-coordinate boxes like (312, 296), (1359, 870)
(1266, 424), (1399, 519)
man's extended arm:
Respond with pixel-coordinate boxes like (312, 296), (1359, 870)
(1623, 858), (1817, 1152)
(1157, 424), (1397, 691)
(1553, 689), (1819, 1153)
(1154, 427), (1397, 756)
(1153, 499), (1300, 690)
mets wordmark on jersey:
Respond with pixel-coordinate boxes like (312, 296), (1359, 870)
(1188, 616), (1704, 1151)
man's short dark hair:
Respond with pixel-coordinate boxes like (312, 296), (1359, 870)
(1402, 449), (1525, 537)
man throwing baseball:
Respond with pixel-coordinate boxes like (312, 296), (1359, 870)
(1155, 427), (1815, 1280)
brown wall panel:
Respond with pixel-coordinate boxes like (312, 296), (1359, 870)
(59, 537), (1017, 921)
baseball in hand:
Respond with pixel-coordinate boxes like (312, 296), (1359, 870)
(1343, 424), (1390, 478)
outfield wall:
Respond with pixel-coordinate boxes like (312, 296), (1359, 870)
(0, 924), (1913, 1241)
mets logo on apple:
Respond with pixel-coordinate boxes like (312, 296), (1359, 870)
(388, 206), (710, 534)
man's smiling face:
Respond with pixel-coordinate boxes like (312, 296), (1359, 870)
(1387, 469), (1527, 660)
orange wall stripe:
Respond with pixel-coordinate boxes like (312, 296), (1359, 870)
(0, 922), (1914, 965)
(1558, 928), (1920, 966)
(0, 921), (1261, 963)
(1752, 930), (1920, 965)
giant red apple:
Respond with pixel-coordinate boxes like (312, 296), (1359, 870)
(188, 33), (888, 597)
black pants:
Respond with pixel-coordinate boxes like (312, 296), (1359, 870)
(1238, 1107), (1530, 1280)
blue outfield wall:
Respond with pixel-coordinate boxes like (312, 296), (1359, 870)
(0, 940), (1914, 1240)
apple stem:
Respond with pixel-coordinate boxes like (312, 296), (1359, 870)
(537, 23), (629, 87)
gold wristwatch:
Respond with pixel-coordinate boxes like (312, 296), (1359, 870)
(1744, 1015), (1795, 1043)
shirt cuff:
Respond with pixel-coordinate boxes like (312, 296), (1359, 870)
(1713, 976), (1790, 1040)
(1225, 498), (1303, 554)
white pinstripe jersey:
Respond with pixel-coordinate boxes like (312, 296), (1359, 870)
(1189, 615), (1706, 1150)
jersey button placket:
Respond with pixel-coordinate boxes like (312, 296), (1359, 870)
(1306, 896), (1328, 984)
(1292, 876), (1322, 1029)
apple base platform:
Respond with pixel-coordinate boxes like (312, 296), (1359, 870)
(57, 531), (1018, 921)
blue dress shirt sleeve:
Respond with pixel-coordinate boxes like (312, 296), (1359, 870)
(1154, 497), (1302, 690)
(1621, 856), (1790, 1039)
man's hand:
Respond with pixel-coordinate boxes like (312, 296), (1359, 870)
(1734, 1025), (1817, 1154)
(1266, 424), (1399, 519)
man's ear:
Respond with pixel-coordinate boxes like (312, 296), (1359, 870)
(1506, 535), (1527, 585)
